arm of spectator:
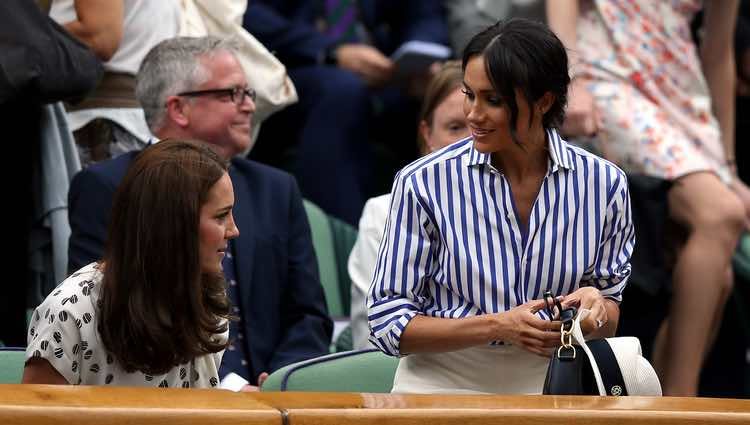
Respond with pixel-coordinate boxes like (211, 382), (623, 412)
(334, 44), (394, 86)
(68, 167), (115, 274)
(701, 0), (739, 171)
(348, 196), (389, 350)
(63, 0), (124, 61)
(268, 176), (333, 372)
(546, 0), (600, 138)
(22, 358), (68, 385)
(244, 2), (337, 67)
(578, 169), (634, 338)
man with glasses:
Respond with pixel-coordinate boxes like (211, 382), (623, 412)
(67, 36), (333, 391)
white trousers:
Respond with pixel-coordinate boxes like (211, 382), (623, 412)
(392, 344), (548, 394)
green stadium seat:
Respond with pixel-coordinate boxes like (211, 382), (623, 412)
(261, 349), (398, 393)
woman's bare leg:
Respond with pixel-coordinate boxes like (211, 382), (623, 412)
(655, 172), (744, 396)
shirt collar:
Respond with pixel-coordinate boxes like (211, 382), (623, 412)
(465, 128), (576, 173)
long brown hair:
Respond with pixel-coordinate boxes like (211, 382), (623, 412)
(98, 139), (232, 375)
(417, 61), (464, 155)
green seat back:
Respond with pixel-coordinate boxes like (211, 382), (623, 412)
(261, 349), (398, 393)
(0, 348), (25, 384)
(302, 200), (357, 318)
(733, 233), (750, 280)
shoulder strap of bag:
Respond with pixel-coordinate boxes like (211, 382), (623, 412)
(569, 309), (607, 395)
(586, 339), (628, 396)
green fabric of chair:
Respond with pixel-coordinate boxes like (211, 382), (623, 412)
(0, 348), (25, 384)
(302, 200), (358, 319)
(261, 349), (398, 392)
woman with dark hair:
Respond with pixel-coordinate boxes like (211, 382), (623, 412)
(22, 139), (238, 388)
(367, 18), (635, 394)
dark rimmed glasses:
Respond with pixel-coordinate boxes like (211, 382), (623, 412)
(177, 86), (257, 105)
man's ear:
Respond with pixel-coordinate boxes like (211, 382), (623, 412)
(165, 95), (190, 127)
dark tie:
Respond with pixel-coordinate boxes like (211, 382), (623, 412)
(218, 240), (253, 382)
(324, 0), (359, 43)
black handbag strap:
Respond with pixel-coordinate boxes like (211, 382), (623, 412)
(586, 339), (628, 396)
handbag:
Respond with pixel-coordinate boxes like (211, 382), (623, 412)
(177, 0), (298, 151)
(542, 292), (662, 396)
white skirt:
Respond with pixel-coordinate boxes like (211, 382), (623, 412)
(391, 344), (548, 394)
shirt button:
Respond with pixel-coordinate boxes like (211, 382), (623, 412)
(229, 279), (237, 287)
(232, 306), (240, 313)
(241, 360), (248, 366)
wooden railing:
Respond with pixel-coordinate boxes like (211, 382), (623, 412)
(1, 385), (749, 425)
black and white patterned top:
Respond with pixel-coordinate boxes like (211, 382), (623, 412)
(26, 263), (227, 388)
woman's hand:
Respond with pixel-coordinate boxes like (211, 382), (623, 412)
(560, 286), (608, 336)
(495, 299), (562, 357)
(561, 78), (601, 138)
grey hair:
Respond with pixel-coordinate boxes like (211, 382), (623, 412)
(135, 36), (241, 132)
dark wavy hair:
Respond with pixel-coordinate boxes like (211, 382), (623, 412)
(462, 18), (570, 145)
(98, 139), (232, 375)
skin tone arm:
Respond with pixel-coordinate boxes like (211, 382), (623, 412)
(399, 299), (562, 357)
(701, 0), (739, 168)
(334, 44), (395, 87)
(22, 358), (68, 385)
(546, 0), (600, 137)
(399, 286), (618, 357)
(63, 0), (124, 61)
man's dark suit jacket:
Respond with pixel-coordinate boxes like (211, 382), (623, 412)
(68, 151), (333, 384)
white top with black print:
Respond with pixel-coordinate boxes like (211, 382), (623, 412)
(26, 263), (227, 388)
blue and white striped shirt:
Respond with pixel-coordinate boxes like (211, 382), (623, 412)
(367, 129), (634, 356)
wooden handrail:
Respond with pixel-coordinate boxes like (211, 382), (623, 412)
(2, 385), (750, 425)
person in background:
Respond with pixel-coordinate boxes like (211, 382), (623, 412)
(368, 19), (634, 394)
(243, 0), (450, 225)
(67, 36), (332, 391)
(50, 0), (181, 166)
(547, 0), (746, 396)
(24, 139), (235, 387)
(348, 61), (469, 349)
(444, 0), (545, 55)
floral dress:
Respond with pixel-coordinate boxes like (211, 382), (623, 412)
(575, 0), (729, 182)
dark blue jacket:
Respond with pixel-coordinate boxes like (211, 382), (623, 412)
(68, 152), (333, 384)
(244, 0), (449, 67)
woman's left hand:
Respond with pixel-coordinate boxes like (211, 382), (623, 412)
(560, 286), (607, 336)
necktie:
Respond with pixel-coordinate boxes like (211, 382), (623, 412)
(324, 0), (359, 43)
(218, 240), (253, 382)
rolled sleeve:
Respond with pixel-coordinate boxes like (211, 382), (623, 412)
(367, 173), (433, 356)
(583, 171), (635, 303)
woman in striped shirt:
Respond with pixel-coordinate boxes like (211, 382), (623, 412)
(367, 18), (635, 394)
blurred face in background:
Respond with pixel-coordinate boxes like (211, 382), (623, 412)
(419, 86), (469, 153)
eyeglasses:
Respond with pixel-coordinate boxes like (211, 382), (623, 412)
(177, 86), (257, 105)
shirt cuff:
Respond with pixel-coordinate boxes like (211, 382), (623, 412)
(220, 372), (249, 392)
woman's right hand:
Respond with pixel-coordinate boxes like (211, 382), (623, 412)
(494, 299), (562, 357)
(561, 78), (601, 138)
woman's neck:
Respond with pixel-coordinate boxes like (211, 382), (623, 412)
(491, 128), (549, 182)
